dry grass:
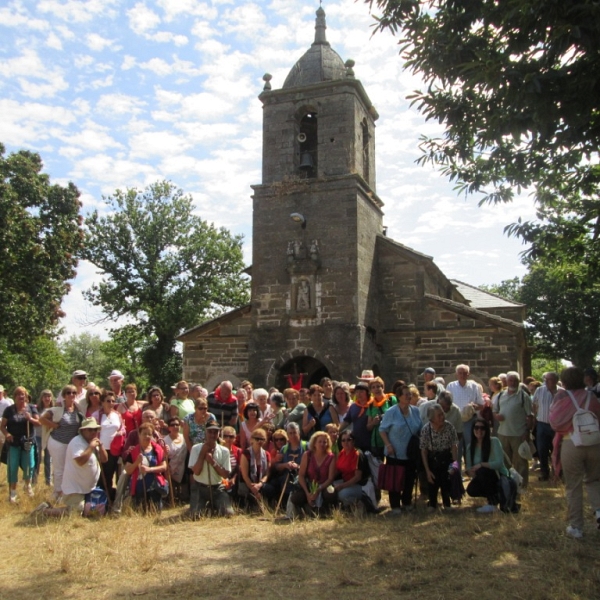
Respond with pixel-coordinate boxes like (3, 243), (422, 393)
(1, 469), (599, 600)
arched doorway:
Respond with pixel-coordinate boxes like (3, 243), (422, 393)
(277, 356), (330, 390)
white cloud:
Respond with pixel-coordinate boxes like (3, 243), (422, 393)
(86, 33), (117, 52)
(137, 55), (201, 77)
(127, 2), (161, 34)
(129, 130), (191, 159)
(157, 0), (218, 21)
(0, 5), (50, 31)
(46, 32), (63, 49)
(37, 0), (119, 23)
(96, 93), (147, 116)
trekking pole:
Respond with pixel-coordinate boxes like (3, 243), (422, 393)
(207, 452), (214, 515)
(166, 459), (175, 508)
(274, 471), (290, 516)
(97, 446), (113, 510)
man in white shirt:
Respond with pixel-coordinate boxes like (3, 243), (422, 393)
(33, 417), (108, 516)
(532, 371), (561, 481)
(446, 364), (483, 465)
(188, 420), (233, 518)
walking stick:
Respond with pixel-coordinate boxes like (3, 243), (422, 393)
(166, 459), (175, 508)
(97, 447), (113, 510)
(274, 470), (290, 516)
(206, 454), (214, 516)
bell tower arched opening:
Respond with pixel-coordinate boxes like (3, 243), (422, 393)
(298, 112), (318, 178)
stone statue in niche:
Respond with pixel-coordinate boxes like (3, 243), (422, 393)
(297, 279), (311, 311)
(294, 240), (306, 259)
(287, 241), (295, 263)
(309, 239), (319, 261)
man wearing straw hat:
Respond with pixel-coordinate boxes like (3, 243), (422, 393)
(33, 417), (108, 516)
(188, 419), (233, 518)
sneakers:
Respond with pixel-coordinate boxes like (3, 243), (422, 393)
(566, 525), (583, 539)
(477, 504), (499, 514)
(9, 491), (18, 503)
(389, 508), (403, 516)
(25, 484), (34, 497)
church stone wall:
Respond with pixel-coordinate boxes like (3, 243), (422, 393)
(181, 309), (252, 390)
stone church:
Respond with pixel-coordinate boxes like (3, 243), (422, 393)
(178, 7), (528, 391)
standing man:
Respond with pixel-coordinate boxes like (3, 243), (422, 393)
(108, 370), (126, 404)
(207, 381), (238, 428)
(190, 384), (208, 403)
(493, 371), (534, 488)
(532, 371), (561, 482)
(446, 364), (483, 465)
(188, 420), (233, 517)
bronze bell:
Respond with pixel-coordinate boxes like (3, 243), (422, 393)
(299, 152), (314, 169)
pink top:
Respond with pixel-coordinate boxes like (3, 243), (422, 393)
(306, 451), (334, 484)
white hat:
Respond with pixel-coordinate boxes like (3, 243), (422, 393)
(357, 370), (375, 381)
(108, 369), (124, 380)
(518, 440), (534, 461)
(72, 370), (88, 378)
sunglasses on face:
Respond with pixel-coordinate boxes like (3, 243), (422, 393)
(223, 434), (236, 439)
(474, 426), (486, 431)
(252, 437), (266, 443)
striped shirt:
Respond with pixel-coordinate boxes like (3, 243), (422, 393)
(532, 385), (562, 424)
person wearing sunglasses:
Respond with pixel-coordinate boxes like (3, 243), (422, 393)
(92, 390), (125, 501)
(465, 417), (509, 513)
(238, 428), (276, 509)
(332, 433), (368, 511)
(182, 399), (215, 451)
(221, 425), (242, 499)
(164, 417), (187, 502)
(55, 370), (88, 407)
(77, 385), (102, 418)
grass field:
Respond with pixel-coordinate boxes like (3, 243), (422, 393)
(1, 471), (599, 600)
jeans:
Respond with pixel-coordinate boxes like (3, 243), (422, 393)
(536, 421), (555, 477)
(190, 478), (234, 516)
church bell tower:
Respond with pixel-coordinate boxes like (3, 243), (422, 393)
(249, 7), (384, 387)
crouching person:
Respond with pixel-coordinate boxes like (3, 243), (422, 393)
(33, 417), (108, 516)
(124, 423), (168, 512)
(188, 419), (234, 518)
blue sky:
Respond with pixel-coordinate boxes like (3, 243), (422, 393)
(0, 0), (535, 338)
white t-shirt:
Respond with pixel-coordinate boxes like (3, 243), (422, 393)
(93, 411), (122, 447)
(0, 398), (14, 419)
(62, 434), (101, 495)
(188, 443), (231, 485)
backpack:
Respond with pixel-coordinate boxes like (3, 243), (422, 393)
(83, 487), (108, 518)
(497, 474), (520, 513)
(567, 391), (600, 447)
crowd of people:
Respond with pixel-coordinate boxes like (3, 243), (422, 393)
(0, 364), (599, 537)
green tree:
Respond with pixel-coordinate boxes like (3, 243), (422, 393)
(479, 277), (522, 304)
(519, 264), (599, 368)
(0, 143), (82, 391)
(480, 270), (600, 368)
(365, 1), (600, 272)
(82, 181), (249, 392)
(0, 143), (82, 343)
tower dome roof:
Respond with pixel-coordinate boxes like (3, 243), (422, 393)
(282, 7), (347, 89)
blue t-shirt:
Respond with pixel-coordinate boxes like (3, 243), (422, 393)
(379, 404), (422, 459)
(343, 403), (371, 451)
